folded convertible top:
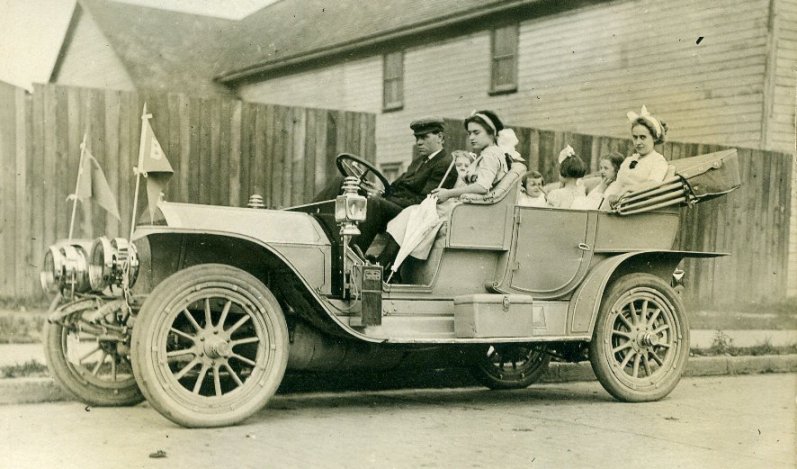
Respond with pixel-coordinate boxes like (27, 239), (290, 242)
(614, 149), (741, 215)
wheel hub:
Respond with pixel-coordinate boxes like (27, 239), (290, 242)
(204, 337), (231, 359)
(638, 331), (658, 347)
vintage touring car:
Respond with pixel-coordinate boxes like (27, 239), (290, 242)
(40, 149), (740, 427)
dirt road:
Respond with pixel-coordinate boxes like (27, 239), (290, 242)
(1, 374), (794, 468)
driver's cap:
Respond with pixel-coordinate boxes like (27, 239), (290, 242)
(410, 117), (445, 137)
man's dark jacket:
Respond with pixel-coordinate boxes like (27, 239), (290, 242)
(386, 150), (457, 208)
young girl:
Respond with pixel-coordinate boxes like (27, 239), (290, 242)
(571, 151), (625, 210)
(451, 150), (477, 188)
(518, 170), (546, 207)
(546, 150), (587, 209)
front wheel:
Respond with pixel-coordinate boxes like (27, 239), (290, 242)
(589, 273), (689, 402)
(44, 298), (143, 407)
(131, 264), (289, 428)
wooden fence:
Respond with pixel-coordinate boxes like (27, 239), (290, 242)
(0, 82), (375, 299)
(443, 119), (794, 306)
(0, 82), (791, 306)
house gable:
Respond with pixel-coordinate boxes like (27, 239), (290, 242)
(51, 0), (235, 96)
(50, 4), (136, 91)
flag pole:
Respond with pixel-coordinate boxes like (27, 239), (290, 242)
(67, 132), (88, 241)
(122, 104), (150, 294)
(128, 103), (150, 242)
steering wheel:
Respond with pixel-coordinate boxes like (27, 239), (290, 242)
(335, 153), (391, 196)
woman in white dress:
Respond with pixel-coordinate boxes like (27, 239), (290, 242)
(604, 106), (669, 207)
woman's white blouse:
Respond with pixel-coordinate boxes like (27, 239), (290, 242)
(464, 145), (508, 191)
(615, 150), (668, 188)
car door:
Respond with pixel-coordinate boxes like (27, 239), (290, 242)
(507, 206), (596, 298)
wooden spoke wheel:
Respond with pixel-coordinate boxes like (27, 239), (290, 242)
(590, 273), (689, 402)
(131, 264), (288, 428)
(470, 344), (551, 390)
(44, 298), (143, 406)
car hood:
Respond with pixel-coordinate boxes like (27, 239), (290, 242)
(150, 202), (330, 246)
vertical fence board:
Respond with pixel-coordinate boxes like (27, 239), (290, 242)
(14, 90), (30, 296)
(218, 98), (230, 206)
(281, 107), (294, 207)
(238, 103), (252, 204)
(291, 107), (306, 205)
(104, 90), (121, 238)
(228, 100), (242, 207)
(304, 108), (318, 200)
(0, 83), (15, 296)
(313, 109), (329, 194)
(209, 98), (221, 206)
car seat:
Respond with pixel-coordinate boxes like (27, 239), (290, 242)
(400, 162), (528, 285)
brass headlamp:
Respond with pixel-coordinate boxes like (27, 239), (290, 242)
(334, 176), (367, 236)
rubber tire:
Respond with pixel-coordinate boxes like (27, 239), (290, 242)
(589, 273), (689, 402)
(470, 345), (551, 390)
(44, 307), (144, 407)
(131, 264), (289, 428)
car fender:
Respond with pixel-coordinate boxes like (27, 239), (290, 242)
(568, 250), (726, 336)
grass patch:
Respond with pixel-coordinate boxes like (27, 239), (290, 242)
(690, 330), (797, 357)
(0, 360), (48, 378)
(687, 308), (797, 330)
(0, 296), (51, 311)
(0, 313), (46, 344)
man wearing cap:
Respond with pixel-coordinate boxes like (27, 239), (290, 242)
(314, 117), (457, 253)
(356, 116), (457, 253)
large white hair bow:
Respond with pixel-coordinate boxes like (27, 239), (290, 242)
(557, 144), (575, 164)
(497, 128), (523, 161)
(627, 105), (663, 138)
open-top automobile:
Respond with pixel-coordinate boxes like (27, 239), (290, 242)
(40, 148), (740, 427)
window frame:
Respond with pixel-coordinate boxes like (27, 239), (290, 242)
(380, 161), (405, 183)
(489, 24), (519, 95)
(383, 51), (404, 112)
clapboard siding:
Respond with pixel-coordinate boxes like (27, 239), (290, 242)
(53, 7), (136, 92)
(0, 83), (375, 299)
(238, 0), (779, 163)
(238, 55), (382, 113)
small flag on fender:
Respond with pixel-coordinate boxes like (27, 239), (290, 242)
(70, 149), (121, 221)
(139, 112), (173, 221)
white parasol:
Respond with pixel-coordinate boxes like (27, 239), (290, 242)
(384, 155), (458, 283)
(385, 195), (445, 283)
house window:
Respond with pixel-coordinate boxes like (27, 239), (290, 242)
(383, 51), (404, 111)
(380, 162), (405, 182)
(490, 24), (518, 94)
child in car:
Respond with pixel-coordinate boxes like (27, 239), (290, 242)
(518, 170), (546, 207)
(547, 149), (588, 209)
(452, 150), (477, 188)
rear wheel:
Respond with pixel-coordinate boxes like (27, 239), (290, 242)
(470, 344), (551, 390)
(589, 273), (689, 402)
(131, 264), (288, 427)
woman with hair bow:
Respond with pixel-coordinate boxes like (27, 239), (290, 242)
(430, 110), (516, 202)
(604, 105), (670, 206)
